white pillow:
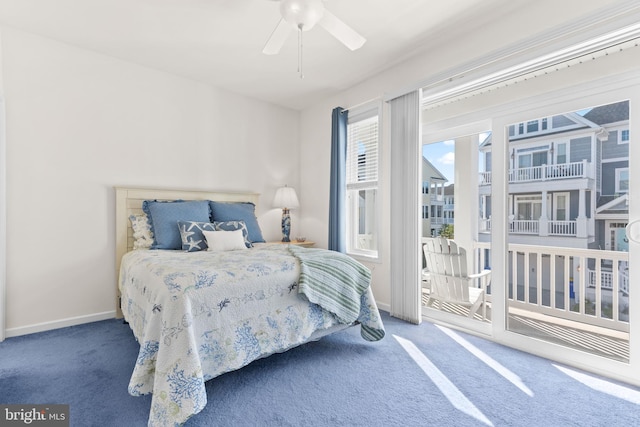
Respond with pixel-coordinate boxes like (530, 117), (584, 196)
(129, 214), (153, 250)
(202, 229), (247, 252)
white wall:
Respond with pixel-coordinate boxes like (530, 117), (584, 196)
(1, 27), (300, 334)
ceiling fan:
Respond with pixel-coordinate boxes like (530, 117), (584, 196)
(262, 0), (366, 57)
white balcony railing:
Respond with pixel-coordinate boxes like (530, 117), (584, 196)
(430, 217), (454, 226)
(471, 242), (629, 332)
(510, 220), (539, 234)
(549, 220), (576, 236)
(589, 267), (629, 296)
(479, 218), (578, 237)
(480, 160), (591, 186)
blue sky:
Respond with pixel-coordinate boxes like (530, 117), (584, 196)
(423, 140), (456, 183)
(422, 132), (490, 184)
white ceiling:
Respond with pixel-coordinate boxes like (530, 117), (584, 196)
(0, 0), (622, 110)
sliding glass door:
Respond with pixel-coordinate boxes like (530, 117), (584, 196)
(421, 128), (492, 336)
(421, 77), (640, 386)
(504, 100), (631, 363)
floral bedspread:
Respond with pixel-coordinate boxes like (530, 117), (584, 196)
(119, 244), (384, 426)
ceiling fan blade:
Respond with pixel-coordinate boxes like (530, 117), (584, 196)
(318, 10), (366, 51)
(263, 18), (293, 55)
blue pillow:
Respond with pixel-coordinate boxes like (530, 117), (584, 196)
(143, 200), (210, 249)
(213, 220), (253, 248)
(209, 201), (265, 243)
(177, 220), (216, 252)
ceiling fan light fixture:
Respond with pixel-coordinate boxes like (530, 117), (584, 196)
(280, 0), (324, 31)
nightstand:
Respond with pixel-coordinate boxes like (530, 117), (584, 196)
(270, 241), (315, 248)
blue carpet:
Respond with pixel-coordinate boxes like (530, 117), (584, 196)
(1, 312), (640, 426)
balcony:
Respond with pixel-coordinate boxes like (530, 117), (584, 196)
(430, 217), (454, 226)
(480, 160), (592, 186)
(421, 239), (629, 362)
(479, 218), (583, 237)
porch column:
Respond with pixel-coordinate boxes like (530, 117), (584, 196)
(539, 190), (548, 236)
(454, 134), (479, 261)
(577, 188), (588, 238)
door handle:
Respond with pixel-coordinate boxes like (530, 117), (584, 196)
(625, 220), (640, 244)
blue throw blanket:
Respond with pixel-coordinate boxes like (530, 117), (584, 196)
(288, 246), (385, 341)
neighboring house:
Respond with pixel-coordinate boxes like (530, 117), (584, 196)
(442, 183), (455, 230)
(421, 157), (448, 237)
(478, 101), (629, 252)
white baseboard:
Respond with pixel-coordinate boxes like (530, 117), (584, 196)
(4, 310), (117, 338)
(377, 302), (390, 313)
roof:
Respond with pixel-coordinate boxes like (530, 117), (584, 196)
(422, 157), (448, 182)
(596, 194), (628, 212)
(582, 101), (629, 125)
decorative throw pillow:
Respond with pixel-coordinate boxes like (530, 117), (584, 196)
(143, 200), (210, 249)
(129, 214), (154, 250)
(177, 220), (216, 252)
(203, 229), (247, 252)
(213, 220), (252, 248)
(209, 201), (265, 243)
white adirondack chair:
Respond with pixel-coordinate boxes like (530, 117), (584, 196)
(422, 237), (491, 320)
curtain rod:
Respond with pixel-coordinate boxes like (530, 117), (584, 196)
(340, 97), (381, 113)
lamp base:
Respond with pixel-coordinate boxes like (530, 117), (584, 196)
(281, 208), (291, 242)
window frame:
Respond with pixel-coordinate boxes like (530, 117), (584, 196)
(620, 129), (629, 144)
(555, 141), (569, 164)
(615, 167), (629, 193)
(553, 192), (570, 221)
(345, 105), (381, 259)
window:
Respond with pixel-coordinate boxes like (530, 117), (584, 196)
(553, 192), (569, 220)
(422, 205), (429, 219)
(556, 142), (567, 164)
(346, 108), (379, 257)
(621, 129), (629, 144)
(422, 181), (429, 194)
(514, 194), (548, 220)
(513, 118), (548, 137)
(518, 149), (548, 167)
(615, 168), (629, 193)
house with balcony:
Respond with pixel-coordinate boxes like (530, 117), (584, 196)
(478, 101), (629, 252)
(441, 184), (455, 232)
(421, 157), (448, 237)
(474, 102), (630, 321)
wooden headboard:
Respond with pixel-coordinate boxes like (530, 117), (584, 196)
(114, 186), (260, 317)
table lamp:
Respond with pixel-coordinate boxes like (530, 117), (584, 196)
(273, 185), (299, 242)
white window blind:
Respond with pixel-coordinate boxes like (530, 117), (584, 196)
(347, 115), (378, 187)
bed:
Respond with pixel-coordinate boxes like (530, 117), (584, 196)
(115, 187), (385, 426)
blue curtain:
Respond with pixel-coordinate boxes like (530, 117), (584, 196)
(328, 107), (347, 252)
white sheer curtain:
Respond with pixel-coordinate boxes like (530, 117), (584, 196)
(389, 90), (422, 324)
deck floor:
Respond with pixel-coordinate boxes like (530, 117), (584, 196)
(421, 291), (629, 362)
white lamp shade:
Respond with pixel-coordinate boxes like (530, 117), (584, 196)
(273, 186), (300, 209)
